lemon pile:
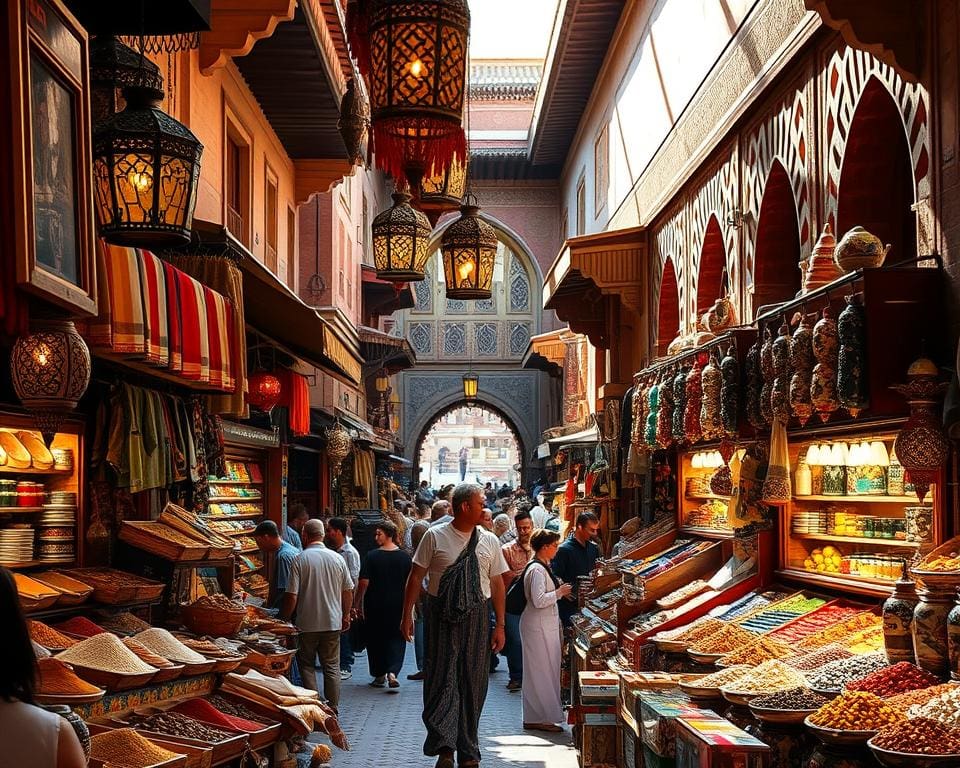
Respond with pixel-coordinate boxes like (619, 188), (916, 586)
(803, 545), (843, 573)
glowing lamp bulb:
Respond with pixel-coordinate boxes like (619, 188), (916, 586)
(457, 260), (474, 282)
(33, 344), (50, 367)
(127, 168), (153, 193)
(409, 58), (426, 78)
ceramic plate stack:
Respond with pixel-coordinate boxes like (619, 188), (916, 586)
(792, 510), (827, 535)
(0, 526), (35, 564)
(37, 506), (75, 563)
(51, 448), (73, 471)
(46, 491), (76, 508)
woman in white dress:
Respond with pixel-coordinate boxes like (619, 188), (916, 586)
(520, 529), (572, 732)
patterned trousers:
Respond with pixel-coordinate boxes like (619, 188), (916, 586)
(422, 596), (490, 763)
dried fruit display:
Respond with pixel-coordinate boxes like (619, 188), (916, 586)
(808, 691), (903, 730)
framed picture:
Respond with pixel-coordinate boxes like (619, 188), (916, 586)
(8, 0), (96, 316)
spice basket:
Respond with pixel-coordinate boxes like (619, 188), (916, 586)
(180, 603), (246, 637)
(65, 568), (165, 604)
(120, 521), (210, 561)
(803, 716), (877, 746)
(34, 687), (106, 706)
(748, 704), (816, 725)
(150, 664), (186, 684)
(866, 736), (958, 768)
(208, 656), (245, 674)
(110, 715), (250, 767)
(85, 721), (200, 768)
(175, 659), (217, 676)
(31, 572), (93, 606)
(70, 665), (157, 691)
(89, 757), (186, 768)
(204, 692), (284, 749)
(159, 504), (235, 560)
(719, 688), (762, 706)
(240, 647), (296, 676)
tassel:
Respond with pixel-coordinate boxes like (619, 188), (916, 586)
(371, 118), (466, 183)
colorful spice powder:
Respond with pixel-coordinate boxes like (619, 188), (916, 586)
(89, 728), (179, 767)
(845, 661), (939, 698)
(689, 623), (758, 654)
(29, 621), (78, 649)
(719, 636), (792, 666)
(692, 665), (754, 690)
(54, 616), (109, 638)
(35, 658), (102, 695)
(172, 697), (265, 732)
(726, 660), (807, 694)
(55, 633), (157, 674)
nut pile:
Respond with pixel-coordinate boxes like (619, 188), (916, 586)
(806, 652), (888, 692)
(872, 717), (960, 754)
(909, 685), (960, 726)
(689, 623), (758, 654)
(89, 728), (179, 767)
(886, 683), (959, 713)
(55, 632), (157, 674)
(751, 687), (829, 710)
(690, 665), (753, 690)
(845, 661), (939, 697)
(784, 644), (852, 672)
(726, 660), (807, 693)
(808, 691), (904, 730)
(127, 711), (234, 742)
(719, 636), (793, 666)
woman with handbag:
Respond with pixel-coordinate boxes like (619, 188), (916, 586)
(520, 529), (571, 732)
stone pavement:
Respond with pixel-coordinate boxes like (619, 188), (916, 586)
(309, 647), (580, 768)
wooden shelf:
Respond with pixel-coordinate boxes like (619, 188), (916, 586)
(776, 567), (894, 597)
(201, 512), (264, 521)
(207, 496), (263, 503)
(26, 595), (162, 621)
(679, 526), (735, 540)
(0, 506), (47, 513)
(2, 559), (73, 569)
(794, 495), (925, 504)
(685, 494), (731, 502)
(0, 466), (72, 476)
(217, 528), (257, 537)
(792, 533), (919, 548)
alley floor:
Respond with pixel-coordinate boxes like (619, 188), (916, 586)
(308, 647), (580, 768)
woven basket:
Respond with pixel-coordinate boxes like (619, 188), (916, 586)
(180, 603), (246, 637)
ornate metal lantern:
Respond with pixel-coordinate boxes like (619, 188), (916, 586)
(247, 371), (282, 413)
(10, 321), (91, 445)
(419, 154), (468, 225)
(338, 78), (370, 166)
(89, 36), (164, 125)
(92, 84), (203, 246)
(441, 195), (497, 300)
(374, 368), (391, 393)
(326, 419), (354, 476)
(372, 192), (432, 282)
(362, 0), (469, 184)
(462, 372), (478, 404)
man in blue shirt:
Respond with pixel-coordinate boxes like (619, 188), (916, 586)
(550, 510), (600, 627)
(254, 520), (301, 609)
(283, 504), (308, 551)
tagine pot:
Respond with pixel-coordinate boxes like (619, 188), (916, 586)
(834, 226), (890, 272)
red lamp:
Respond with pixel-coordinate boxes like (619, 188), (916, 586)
(247, 371), (282, 413)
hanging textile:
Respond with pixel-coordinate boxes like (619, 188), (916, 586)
(276, 369), (310, 437)
(105, 241), (146, 354)
(164, 262), (183, 373)
(137, 248), (169, 367)
(204, 286), (234, 392)
(177, 270), (204, 381)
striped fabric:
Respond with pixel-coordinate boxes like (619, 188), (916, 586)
(164, 262), (183, 374)
(204, 286), (233, 391)
(137, 248), (169, 367)
(105, 242), (145, 354)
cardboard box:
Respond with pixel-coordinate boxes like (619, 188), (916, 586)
(638, 691), (720, 758)
(579, 671), (620, 702)
(581, 722), (618, 768)
(674, 716), (769, 768)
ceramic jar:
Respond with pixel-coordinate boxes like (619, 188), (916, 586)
(789, 313), (815, 426)
(834, 226), (890, 272)
(772, 322), (792, 423)
(892, 356), (949, 503)
(802, 223), (844, 294)
(837, 293), (868, 417)
(700, 350), (722, 441)
(705, 295), (737, 334)
(745, 338), (764, 430)
(811, 308), (840, 423)
(914, 588), (952, 676)
(760, 326), (775, 426)
(905, 506), (934, 544)
(883, 572), (918, 664)
(720, 346), (739, 437)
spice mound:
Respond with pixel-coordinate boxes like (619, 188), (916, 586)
(689, 623), (757, 654)
(98, 612), (152, 635)
(89, 728), (179, 767)
(784, 644), (852, 672)
(691, 665), (753, 690)
(55, 632), (157, 674)
(660, 618), (724, 643)
(54, 616), (109, 638)
(122, 637), (176, 669)
(134, 628), (207, 664)
(725, 660), (807, 694)
(127, 711), (234, 743)
(29, 620), (78, 649)
(909, 685), (960, 726)
(190, 594), (245, 612)
(808, 691), (904, 730)
(752, 687), (828, 710)
(871, 717), (960, 755)
(720, 636), (792, 667)
(35, 658), (102, 696)
(173, 697), (266, 732)
(806, 652), (888, 692)
(887, 683), (959, 713)
(845, 661), (939, 697)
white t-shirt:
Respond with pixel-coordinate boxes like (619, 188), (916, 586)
(286, 543), (353, 632)
(413, 522), (509, 598)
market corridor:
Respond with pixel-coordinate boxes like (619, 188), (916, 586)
(310, 650), (580, 768)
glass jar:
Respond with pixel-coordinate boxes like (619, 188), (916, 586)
(864, 517), (875, 538)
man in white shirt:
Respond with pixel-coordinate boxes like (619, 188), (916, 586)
(402, 483), (509, 768)
(280, 519), (353, 709)
(326, 517), (360, 680)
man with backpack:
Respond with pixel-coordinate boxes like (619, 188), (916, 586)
(401, 483), (508, 768)
(499, 510), (534, 692)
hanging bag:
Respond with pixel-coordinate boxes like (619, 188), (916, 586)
(436, 527), (484, 623)
(505, 560), (560, 615)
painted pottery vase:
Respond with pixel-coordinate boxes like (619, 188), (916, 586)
(684, 353), (705, 443)
(883, 569), (918, 664)
(760, 327), (775, 426)
(672, 366), (688, 444)
(700, 349), (722, 440)
(656, 370), (674, 449)
(706, 294), (737, 334)
(720, 345), (739, 436)
(913, 588), (952, 677)
(645, 381), (659, 448)
(789, 312), (815, 426)
(837, 292), (868, 417)
(811, 308), (840, 423)
(771, 321), (792, 423)
(834, 226), (890, 272)
(745, 338), (764, 430)
(904, 505), (934, 544)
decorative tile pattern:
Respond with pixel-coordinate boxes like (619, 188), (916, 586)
(409, 322), (434, 356)
(412, 266), (433, 312)
(475, 323), (499, 356)
(445, 298), (468, 314)
(474, 296), (496, 313)
(442, 322), (467, 356)
(509, 257), (530, 312)
(509, 322), (531, 357)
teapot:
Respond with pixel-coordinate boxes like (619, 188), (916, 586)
(834, 226), (891, 272)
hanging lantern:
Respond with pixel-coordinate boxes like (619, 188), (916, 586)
(364, 0), (469, 184)
(326, 419), (354, 476)
(92, 84), (203, 246)
(67, 0), (212, 53)
(374, 368), (391, 393)
(419, 154), (468, 225)
(441, 194), (497, 300)
(89, 35), (164, 125)
(891, 355), (949, 503)
(372, 192), (432, 282)
(10, 321), (91, 445)
(247, 371), (282, 413)
(338, 78), (370, 167)
(462, 373), (479, 403)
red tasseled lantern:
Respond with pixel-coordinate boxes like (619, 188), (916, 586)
(247, 371), (281, 413)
